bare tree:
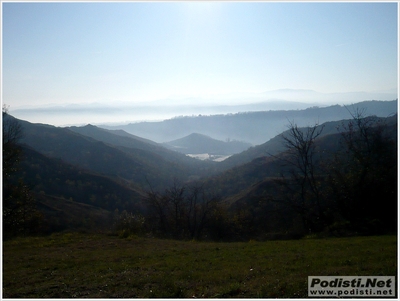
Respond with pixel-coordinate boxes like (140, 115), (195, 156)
(276, 121), (326, 233)
(186, 184), (220, 240)
(143, 181), (222, 240)
(329, 107), (397, 233)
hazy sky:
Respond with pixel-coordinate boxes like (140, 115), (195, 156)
(2, 1), (398, 110)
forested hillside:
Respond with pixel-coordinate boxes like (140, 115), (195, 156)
(3, 101), (398, 240)
(218, 114), (398, 171)
(17, 145), (147, 232)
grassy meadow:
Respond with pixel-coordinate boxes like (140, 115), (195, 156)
(3, 233), (397, 298)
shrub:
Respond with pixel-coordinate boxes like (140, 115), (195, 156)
(113, 210), (145, 238)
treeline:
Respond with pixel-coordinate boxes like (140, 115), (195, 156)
(114, 183), (225, 240)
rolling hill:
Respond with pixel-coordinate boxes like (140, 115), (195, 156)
(67, 124), (216, 168)
(7, 115), (216, 191)
(162, 133), (252, 156)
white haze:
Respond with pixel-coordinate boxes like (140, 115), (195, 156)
(9, 89), (398, 127)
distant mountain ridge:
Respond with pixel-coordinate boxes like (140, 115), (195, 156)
(100, 100), (397, 145)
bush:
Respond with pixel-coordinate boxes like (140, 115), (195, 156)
(113, 210), (145, 238)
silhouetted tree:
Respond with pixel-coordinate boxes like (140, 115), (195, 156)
(143, 181), (223, 240)
(275, 121), (328, 233)
(186, 184), (221, 240)
(328, 109), (397, 234)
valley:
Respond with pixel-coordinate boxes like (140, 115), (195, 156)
(3, 2), (397, 298)
(3, 99), (398, 240)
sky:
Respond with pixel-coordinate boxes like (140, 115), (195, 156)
(2, 1), (398, 125)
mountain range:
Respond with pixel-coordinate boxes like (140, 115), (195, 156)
(4, 99), (398, 235)
(9, 89), (397, 127)
(100, 100), (397, 145)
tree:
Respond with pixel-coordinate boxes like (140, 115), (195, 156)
(186, 184), (221, 240)
(165, 181), (187, 237)
(143, 181), (223, 240)
(328, 109), (397, 234)
(275, 121), (327, 233)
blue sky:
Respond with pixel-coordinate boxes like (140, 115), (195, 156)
(2, 1), (398, 110)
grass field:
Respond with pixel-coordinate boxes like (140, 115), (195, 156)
(2, 233), (397, 298)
